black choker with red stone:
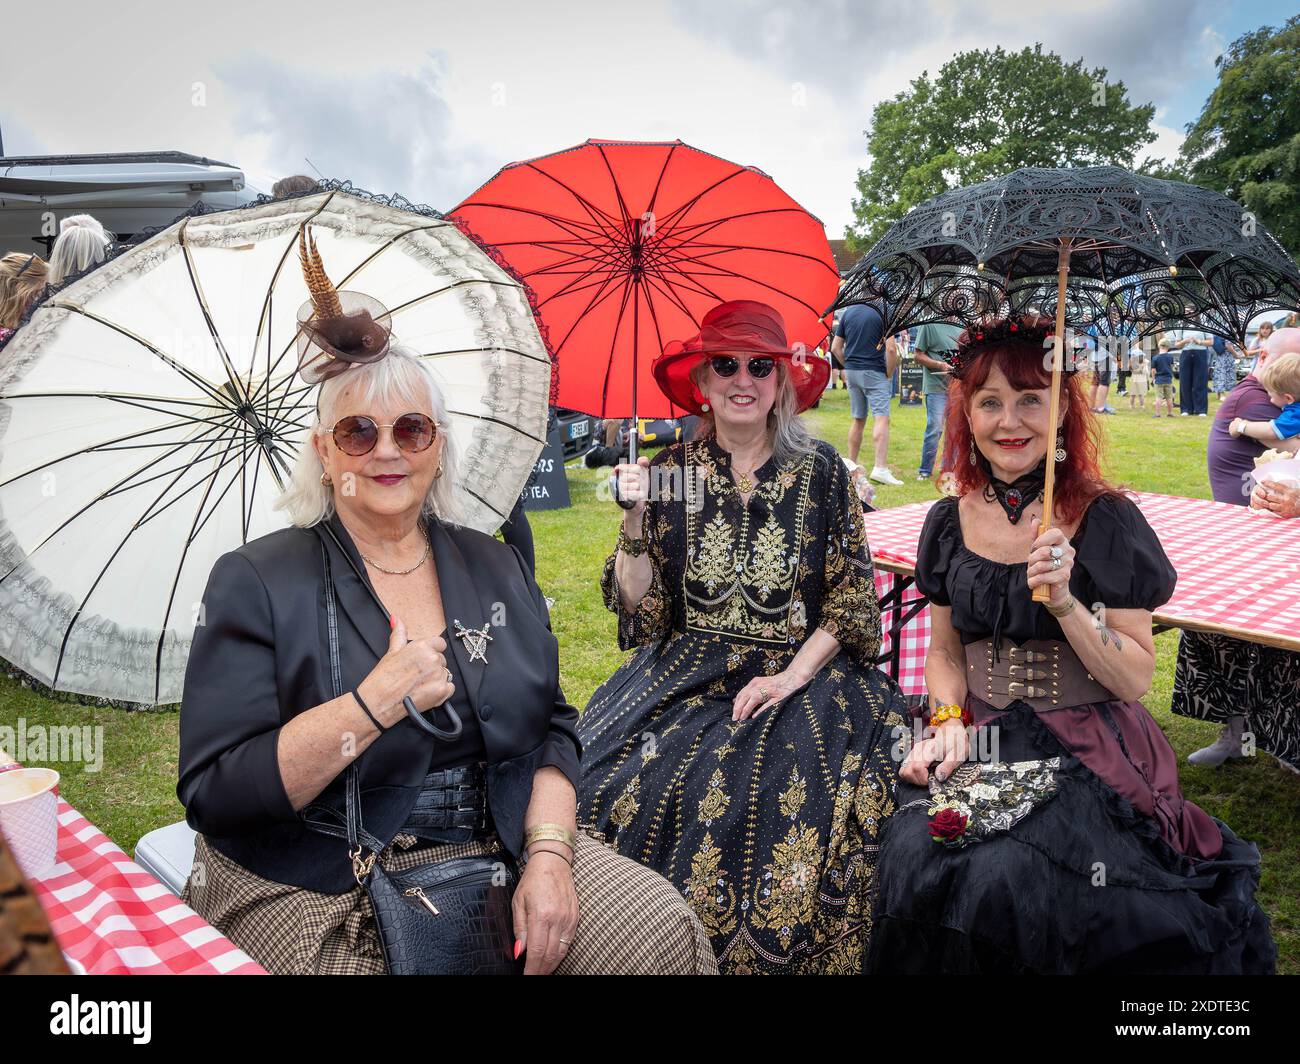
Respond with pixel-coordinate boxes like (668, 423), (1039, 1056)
(982, 460), (1046, 524)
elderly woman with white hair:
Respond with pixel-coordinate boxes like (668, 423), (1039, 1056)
(577, 300), (907, 974)
(178, 233), (715, 975)
(47, 214), (112, 286)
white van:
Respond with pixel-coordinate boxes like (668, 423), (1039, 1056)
(0, 150), (261, 256)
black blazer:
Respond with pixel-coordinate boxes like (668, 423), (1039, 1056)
(177, 512), (580, 893)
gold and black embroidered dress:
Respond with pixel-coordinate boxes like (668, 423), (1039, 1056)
(577, 436), (906, 973)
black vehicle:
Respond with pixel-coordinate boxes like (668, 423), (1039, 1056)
(553, 407), (596, 460)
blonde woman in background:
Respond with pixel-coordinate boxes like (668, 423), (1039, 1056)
(47, 214), (112, 286)
(0, 253), (47, 341)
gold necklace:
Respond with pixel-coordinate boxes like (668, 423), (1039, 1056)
(361, 531), (430, 575)
(733, 456), (768, 493)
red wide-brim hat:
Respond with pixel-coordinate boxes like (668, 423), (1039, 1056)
(652, 299), (830, 416)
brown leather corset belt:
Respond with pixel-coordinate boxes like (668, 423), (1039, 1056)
(965, 638), (1115, 711)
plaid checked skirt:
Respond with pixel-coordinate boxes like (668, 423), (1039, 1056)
(183, 830), (717, 975)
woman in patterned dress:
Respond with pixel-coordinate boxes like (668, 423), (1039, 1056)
(577, 301), (908, 974)
(1211, 337), (1240, 398)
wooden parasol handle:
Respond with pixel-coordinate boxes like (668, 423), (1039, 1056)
(1033, 240), (1072, 604)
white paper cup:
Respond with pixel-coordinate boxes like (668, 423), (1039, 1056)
(0, 768), (61, 877)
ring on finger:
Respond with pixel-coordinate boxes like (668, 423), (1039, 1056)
(1051, 556), (1062, 570)
(445, 668), (453, 683)
(1049, 546), (1064, 560)
(758, 686), (770, 700)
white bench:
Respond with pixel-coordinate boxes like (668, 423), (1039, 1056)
(133, 821), (196, 897)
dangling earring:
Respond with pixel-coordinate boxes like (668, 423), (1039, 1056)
(434, 465), (444, 479)
(969, 438), (977, 466)
(1055, 428), (1067, 463)
(320, 472), (332, 487)
(701, 401), (710, 412)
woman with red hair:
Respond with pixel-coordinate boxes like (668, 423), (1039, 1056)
(868, 316), (1274, 974)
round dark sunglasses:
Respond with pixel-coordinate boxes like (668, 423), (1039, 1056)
(329, 413), (437, 456)
(709, 355), (776, 379)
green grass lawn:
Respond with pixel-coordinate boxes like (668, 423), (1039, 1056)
(3, 384), (1295, 971)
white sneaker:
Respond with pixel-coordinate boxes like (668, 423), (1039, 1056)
(1187, 716), (1247, 768)
(870, 467), (904, 486)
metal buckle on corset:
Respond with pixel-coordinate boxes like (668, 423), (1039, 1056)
(1007, 663), (1049, 680)
(1006, 681), (1049, 698)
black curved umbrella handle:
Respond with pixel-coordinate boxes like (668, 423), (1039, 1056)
(404, 696), (464, 740)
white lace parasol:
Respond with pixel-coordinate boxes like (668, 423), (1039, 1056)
(0, 189), (551, 704)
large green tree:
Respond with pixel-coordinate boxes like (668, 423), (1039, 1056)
(848, 45), (1156, 251)
(1178, 16), (1300, 255)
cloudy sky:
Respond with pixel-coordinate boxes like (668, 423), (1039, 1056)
(1, 0), (1292, 234)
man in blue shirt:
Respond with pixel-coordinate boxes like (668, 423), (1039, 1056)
(831, 303), (900, 485)
(1086, 318), (1135, 414)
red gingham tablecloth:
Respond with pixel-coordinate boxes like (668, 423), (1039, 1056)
(27, 797), (266, 975)
(864, 493), (1300, 663)
(873, 570), (930, 697)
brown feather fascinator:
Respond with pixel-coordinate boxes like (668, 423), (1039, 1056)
(295, 227), (393, 385)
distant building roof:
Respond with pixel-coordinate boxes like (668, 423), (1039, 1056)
(828, 239), (864, 276)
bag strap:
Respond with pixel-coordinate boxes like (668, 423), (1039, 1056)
(315, 519), (463, 741)
(300, 538), (386, 874)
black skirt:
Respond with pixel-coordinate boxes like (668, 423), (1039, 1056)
(868, 702), (1276, 975)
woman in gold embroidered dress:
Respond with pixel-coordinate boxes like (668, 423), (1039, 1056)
(576, 301), (907, 974)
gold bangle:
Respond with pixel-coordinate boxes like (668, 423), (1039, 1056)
(930, 703), (965, 726)
(1045, 595), (1076, 618)
(524, 823), (577, 851)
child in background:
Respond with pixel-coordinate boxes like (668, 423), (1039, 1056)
(1128, 351), (1149, 410)
(1151, 338), (1176, 417)
(1229, 352), (1300, 450)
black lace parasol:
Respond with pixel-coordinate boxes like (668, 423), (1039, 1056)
(834, 166), (1300, 603)
(833, 166), (1300, 346)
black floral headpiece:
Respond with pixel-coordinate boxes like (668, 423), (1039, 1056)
(949, 315), (1079, 379)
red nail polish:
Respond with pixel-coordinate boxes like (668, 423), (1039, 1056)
(513, 940), (524, 960)
(389, 615), (396, 629)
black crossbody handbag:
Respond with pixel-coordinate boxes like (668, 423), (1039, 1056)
(302, 532), (522, 975)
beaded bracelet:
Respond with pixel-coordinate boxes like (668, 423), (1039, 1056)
(929, 703), (972, 728)
(616, 526), (648, 557)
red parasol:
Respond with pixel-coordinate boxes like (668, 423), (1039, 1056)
(450, 139), (840, 431)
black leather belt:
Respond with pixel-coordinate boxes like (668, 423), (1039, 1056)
(402, 763), (492, 839)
